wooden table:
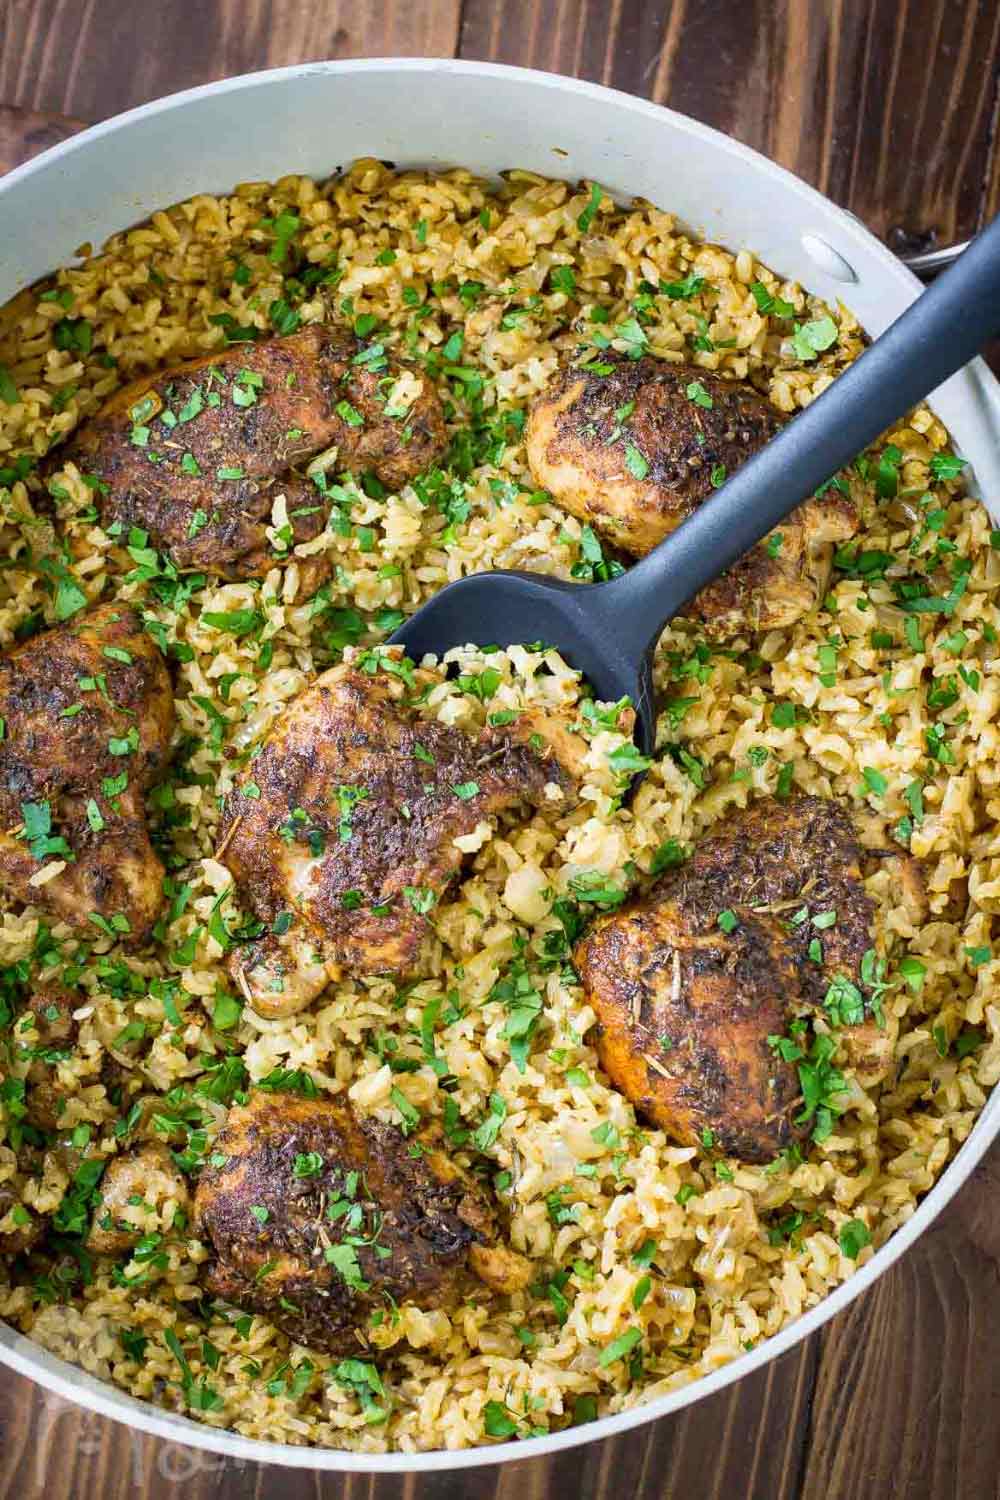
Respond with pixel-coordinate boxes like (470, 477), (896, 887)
(2, 4), (1000, 1496)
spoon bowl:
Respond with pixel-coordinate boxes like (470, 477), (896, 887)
(391, 568), (659, 750)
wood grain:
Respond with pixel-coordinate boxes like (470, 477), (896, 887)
(0, 0), (463, 121)
(2, 3), (1000, 1498)
(458, 0), (1000, 246)
(802, 1143), (1000, 1500)
(0, 103), (83, 175)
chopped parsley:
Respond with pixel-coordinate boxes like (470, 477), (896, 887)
(624, 444), (649, 480)
(335, 399), (364, 428)
(293, 1152), (324, 1178)
(898, 955), (926, 993)
(795, 1031), (848, 1140)
(334, 784), (368, 843)
(750, 281), (795, 317)
(659, 272), (705, 300)
(330, 1359), (388, 1424)
(838, 1219), (872, 1260)
(862, 767), (888, 796)
(823, 974), (865, 1027)
(19, 801), (73, 862)
(597, 1327), (642, 1367)
(492, 959), (544, 1072)
(483, 1401), (518, 1439)
(549, 266), (577, 296)
(928, 453), (966, 482)
(685, 380), (713, 410)
(791, 316), (838, 362)
(200, 608), (263, 638)
(577, 182), (603, 233)
(390, 1085), (420, 1135)
(403, 885), (436, 915)
(876, 445), (902, 499)
(471, 1092), (508, 1152)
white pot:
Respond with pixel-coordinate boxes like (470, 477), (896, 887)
(1, 58), (998, 1473)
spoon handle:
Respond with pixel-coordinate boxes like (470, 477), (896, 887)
(609, 212), (1000, 647)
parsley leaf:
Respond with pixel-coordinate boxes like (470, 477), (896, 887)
(791, 316), (838, 361)
(19, 801), (73, 862)
(624, 444), (649, 480)
(839, 1219), (872, 1260)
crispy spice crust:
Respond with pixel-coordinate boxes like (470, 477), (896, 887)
(220, 664), (576, 1012)
(0, 603), (174, 942)
(574, 796), (892, 1162)
(67, 325), (447, 579)
(194, 1091), (493, 1355)
(526, 353), (857, 635)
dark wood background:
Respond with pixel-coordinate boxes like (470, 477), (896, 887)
(2, 2), (1000, 1496)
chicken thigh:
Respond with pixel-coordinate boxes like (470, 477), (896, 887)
(574, 796), (897, 1161)
(67, 325), (447, 579)
(194, 1090), (526, 1355)
(219, 653), (576, 1016)
(0, 603), (174, 943)
(526, 355), (857, 636)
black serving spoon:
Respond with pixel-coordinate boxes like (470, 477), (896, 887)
(392, 215), (1000, 752)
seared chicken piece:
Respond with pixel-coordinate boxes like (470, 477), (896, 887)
(684, 795), (876, 1006)
(575, 796), (893, 1162)
(67, 325), (447, 579)
(219, 655), (575, 1017)
(575, 888), (804, 1160)
(16, 986), (79, 1131)
(86, 1143), (190, 1254)
(685, 795), (900, 1089)
(526, 355), (857, 636)
(0, 604), (174, 943)
(194, 1091), (525, 1355)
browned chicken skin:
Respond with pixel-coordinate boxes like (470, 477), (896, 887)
(194, 1091), (523, 1356)
(574, 796), (894, 1162)
(526, 355), (857, 636)
(578, 889), (803, 1160)
(684, 795), (875, 1005)
(0, 604), (174, 943)
(67, 325), (447, 579)
(219, 655), (576, 1016)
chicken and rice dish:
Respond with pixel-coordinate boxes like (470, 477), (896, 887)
(0, 159), (996, 1452)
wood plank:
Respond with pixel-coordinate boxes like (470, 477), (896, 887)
(800, 1138), (1000, 1500)
(0, 102), (84, 175)
(981, 72), (1000, 228)
(458, 0), (1000, 245)
(0, 0), (463, 122)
